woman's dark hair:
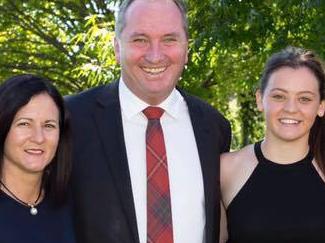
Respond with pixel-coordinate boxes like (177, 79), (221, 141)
(0, 74), (71, 205)
(259, 46), (325, 173)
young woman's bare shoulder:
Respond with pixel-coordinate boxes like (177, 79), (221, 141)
(220, 145), (256, 185)
(221, 144), (254, 171)
(221, 144), (257, 207)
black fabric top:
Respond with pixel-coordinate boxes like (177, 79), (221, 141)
(227, 141), (325, 243)
(0, 191), (75, 243)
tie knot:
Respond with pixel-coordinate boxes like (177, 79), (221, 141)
(143, 106), (164, 120)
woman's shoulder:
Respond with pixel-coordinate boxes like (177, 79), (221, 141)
(221, 144), (255, 170)
(220, 144), (258, 207)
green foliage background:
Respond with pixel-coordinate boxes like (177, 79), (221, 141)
(0, 0), (324, 149)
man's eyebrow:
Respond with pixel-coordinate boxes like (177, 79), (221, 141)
(129, 32), (147, 37)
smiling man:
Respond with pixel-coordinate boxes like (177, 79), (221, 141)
(114, 0), (189, 106)
(66, 1), (231, 243)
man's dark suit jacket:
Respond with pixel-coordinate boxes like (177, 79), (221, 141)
(66, 80), (231, 243)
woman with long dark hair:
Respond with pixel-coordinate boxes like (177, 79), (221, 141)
(220, 47), (325, 242)
(0, 74), (75, 243)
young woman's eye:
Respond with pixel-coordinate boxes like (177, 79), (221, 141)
(299, 96), (312, 103)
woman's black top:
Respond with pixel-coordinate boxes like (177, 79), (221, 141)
(227, 141), (325, 243)
(0, 191), (75, 243)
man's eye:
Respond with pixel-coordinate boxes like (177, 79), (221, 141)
(271, 94), (285, 101)
(164, 38), (176, 43)
(133, 38), (147, 43)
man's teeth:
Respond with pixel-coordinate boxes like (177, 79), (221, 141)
(280, 119), (299, 124)
(142, 67), (166, 74)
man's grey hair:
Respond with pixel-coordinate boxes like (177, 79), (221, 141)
(115, 0), (189, 39)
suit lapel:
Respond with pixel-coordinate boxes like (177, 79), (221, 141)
(93, 81), (140, 243)
(182, 92), (219, 243)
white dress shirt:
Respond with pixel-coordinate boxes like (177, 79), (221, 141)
(119, 79), (206, 243)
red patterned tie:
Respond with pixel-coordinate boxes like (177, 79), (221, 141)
(143, 106), (174, 243)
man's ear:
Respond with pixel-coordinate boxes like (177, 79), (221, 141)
(256, 89), (264, 112)
(185, 43), (189, 64)
(114, 37), (121, 64)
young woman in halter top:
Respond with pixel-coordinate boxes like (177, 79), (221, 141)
(220, 46), (325, 243)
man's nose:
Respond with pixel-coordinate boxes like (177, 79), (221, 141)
(145, 42), (164, 63)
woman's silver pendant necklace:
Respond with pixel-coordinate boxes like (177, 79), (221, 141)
(28, 204), (38, 215)
(0, 180), (41, 216)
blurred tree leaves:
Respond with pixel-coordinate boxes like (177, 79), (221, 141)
(0, 0), (118, 93)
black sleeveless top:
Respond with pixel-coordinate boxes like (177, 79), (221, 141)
(226, 142), (325, 243)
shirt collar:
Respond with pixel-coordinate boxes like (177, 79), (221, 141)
(119, 78), (184, 120)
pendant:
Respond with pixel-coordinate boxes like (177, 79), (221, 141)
(30, 206), (38, 215)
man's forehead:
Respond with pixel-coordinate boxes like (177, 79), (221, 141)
(125, 0), (180, 16)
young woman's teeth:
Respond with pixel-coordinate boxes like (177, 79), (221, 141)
(280, 119), (299, 124)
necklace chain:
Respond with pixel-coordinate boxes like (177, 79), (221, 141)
(0, 180), (42, 215)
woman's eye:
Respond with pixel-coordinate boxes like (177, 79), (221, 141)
(17, 122), (29, 127)
(299, 97), (312, 103)
(44, 123), (57, 129)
